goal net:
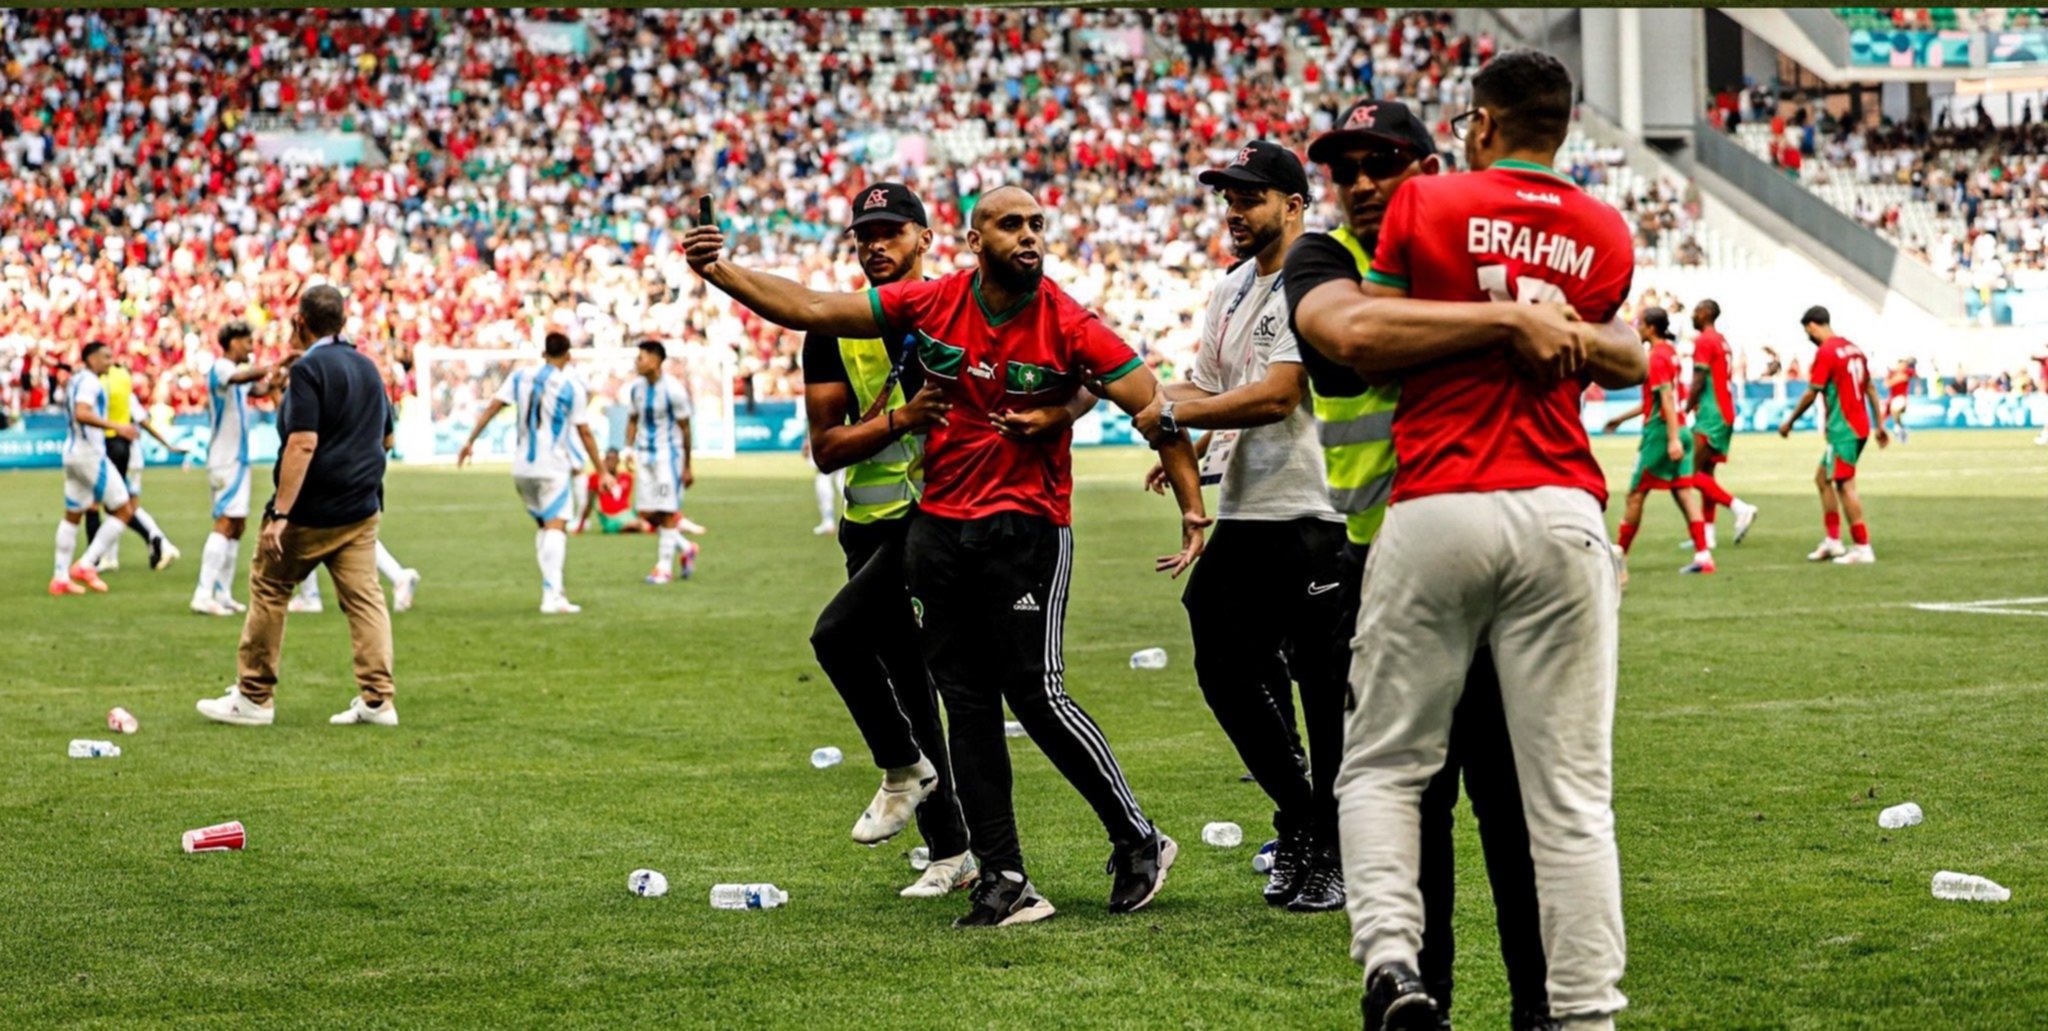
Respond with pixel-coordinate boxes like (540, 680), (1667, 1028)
(405, 344), (738, 465)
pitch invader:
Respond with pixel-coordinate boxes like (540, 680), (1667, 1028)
(458, 331), (612, 613)
(1779, 306), (1888, 564)
(1604, 307), (1715, 576)
(52, 343), (151, 595)
(1683, 300), (1759, 549)
(626, 340), (699, 585)
(191, 321), (278, 615)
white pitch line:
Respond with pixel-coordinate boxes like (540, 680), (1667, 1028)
(1909, 597), (2048, 618)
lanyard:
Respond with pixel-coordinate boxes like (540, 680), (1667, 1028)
(1218, 270), (1282, 384)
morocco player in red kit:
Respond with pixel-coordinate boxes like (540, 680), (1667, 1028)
(684, 186), (1206, 928)
(1779, 306), (1888, 564)
(1293, 51), (1644, 1030)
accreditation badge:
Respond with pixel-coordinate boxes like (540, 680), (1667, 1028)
(1198, 430), (1241, 487)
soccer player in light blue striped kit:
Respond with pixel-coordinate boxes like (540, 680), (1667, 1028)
(457, 332), (612, 614)
(625, 340), (697, 584)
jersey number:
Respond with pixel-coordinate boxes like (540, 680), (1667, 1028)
(1477, 265), (1570, 305)
(1845, 357), (1868, 392)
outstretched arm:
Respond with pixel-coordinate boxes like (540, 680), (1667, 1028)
(1135, 365), (1304, 438)
(456, 399), (508, 466)
(1295, 279), (1605, 385)
(684, 225), (881, 337)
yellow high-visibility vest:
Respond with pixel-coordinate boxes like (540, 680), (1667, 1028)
(1315, 227), (1400, 547)
(837, 337), (922, 524)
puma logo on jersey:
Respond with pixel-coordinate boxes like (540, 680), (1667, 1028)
(1013, 592), (1041, 612)
(970, 359), (998, 380)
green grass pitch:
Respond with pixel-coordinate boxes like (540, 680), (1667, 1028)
(2, 431), (2044, 1028)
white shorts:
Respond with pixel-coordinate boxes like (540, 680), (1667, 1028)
(634, 463), (680, 514)
(515, 473), (576, 524)
(209, 465), (252, 519)
(64, 455), (130, 513)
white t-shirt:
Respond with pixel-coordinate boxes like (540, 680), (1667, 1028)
(495, 362), (592, 478)
(1190, 261), (1339, 523)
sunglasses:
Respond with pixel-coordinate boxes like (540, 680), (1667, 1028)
(1327, 150), (1420, 184)
(1450, 108), (1485, 141)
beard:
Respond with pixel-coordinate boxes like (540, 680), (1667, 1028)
(1230, 220), (1282, 261)
(983, 251), (1044, 294)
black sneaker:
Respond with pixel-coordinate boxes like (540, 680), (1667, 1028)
(148, 532), (164, 571)
(1263, 827), (1311, 906)
(1511, 1011), (1560, 1031)
(1286, 852), (1345, 913)
(952, 870), (1055, 928)
(1106, 830), (1177, 914)
(1363, 962), (1443, 1031)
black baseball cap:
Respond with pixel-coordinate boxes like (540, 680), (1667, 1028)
(846, 182), (928, 231)
(1198, 141), (1311, 200)
(1308, 99), (1438, 164)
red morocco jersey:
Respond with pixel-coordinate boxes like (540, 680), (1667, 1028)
(1366, 160), (1635, 506)
(871, 269), (1144, 525)
(1692, 328), (1735, 428)
(1811, 336), (1875, 439)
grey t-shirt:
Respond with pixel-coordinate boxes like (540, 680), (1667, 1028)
(1190, 261), (1341, 523)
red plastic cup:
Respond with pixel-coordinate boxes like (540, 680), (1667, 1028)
(181, 821), (246, 853)
(108, 707), (139, 734)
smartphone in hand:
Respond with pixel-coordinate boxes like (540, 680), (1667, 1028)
(698, 195), (713, 226)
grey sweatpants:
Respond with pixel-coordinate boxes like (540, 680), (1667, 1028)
(1336, 486), (1626, 1026)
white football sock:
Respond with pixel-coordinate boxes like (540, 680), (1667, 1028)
(540, 529), (567, 597)
(219, 536), (242, 600)
(296, 574), (323, 603)
(79, 515), (129, 568)
(131, 507), (165, 545)
(374, 540), (404, 583)
(814, 471), (837, 526)
(54, 521), (78, 578)
(657, 527), (679, 572)
(198, 532), (228, 597)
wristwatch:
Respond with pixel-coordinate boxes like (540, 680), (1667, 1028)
(1156, 400), (1178, 435)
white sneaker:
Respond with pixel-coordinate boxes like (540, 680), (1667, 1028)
(852, 757), (939, 845)
(812, 522), (836, 536)
(902, 851), (980, 898)
(330, 697), (399, 726)
(1806, 538), (1847, 562)
(392, 568), (421, 613)
(1833, 545), (1877, 565)
(288, 596), (324, 614)
(197, 686), (274, 726)
(97, 554), (120, 572)
(540, 593), (583, 615)
(1731, 500), (1760, 544)
(215, 590), (247, 614)
(190, 595), (235, 617)
(678, 517), (708, 535)
(153, 540), (181, 572)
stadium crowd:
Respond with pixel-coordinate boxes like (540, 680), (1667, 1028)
(3, 6), (1507, 421)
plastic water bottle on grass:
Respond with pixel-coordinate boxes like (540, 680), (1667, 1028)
(68, 739), (120, 758)
(1252, 839), (1278, 874)
(1201, 821), (1243, 847)
(909, 847), (931, 871)
(1931, 871), (2009, 902)
(1877, 802), (1923, 829)
(1129, 648), (1168, 670)
(810, 747), (843, 769)
(710, 883), (788, 910)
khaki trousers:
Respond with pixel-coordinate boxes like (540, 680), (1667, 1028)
(236, 513), (394, 707)
(1336, 487), (1625, 1026)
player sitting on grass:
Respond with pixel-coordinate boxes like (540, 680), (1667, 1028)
(577, 451), (644, 534)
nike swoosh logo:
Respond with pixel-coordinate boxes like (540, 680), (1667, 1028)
(1306, 583), (1340, 596)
